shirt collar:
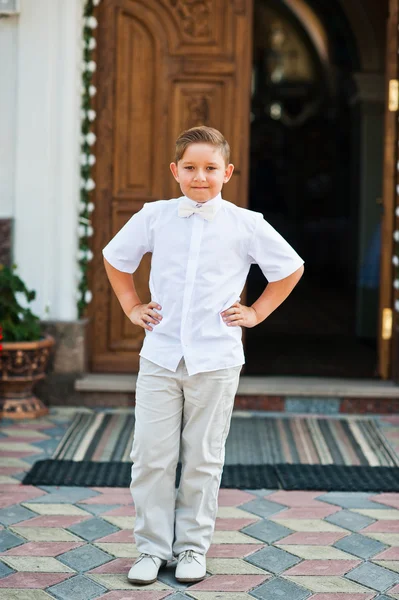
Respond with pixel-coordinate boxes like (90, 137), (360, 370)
(181, 192), (222, 211)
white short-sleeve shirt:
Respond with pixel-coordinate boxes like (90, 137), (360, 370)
(102, 193), (304, 375)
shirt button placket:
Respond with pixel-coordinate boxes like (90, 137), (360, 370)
(180, 216), (204, 357)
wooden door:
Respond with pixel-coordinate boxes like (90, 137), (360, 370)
(90, 0), (253, 372)
(379, 0), (399, 379)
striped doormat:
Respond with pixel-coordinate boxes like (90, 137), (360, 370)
(23, 412), (399, 489)
(52, 412), (399, 467)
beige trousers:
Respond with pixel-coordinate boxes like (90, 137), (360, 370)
(130, 355), (242, 560)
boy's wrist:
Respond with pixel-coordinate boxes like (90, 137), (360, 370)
(249, 305), (262, 325)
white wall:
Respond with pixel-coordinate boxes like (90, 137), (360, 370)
(13, 0), (84, 320)
(0, 16), (18, 218)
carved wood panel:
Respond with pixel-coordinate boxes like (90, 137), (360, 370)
(91, 0), (253, 372)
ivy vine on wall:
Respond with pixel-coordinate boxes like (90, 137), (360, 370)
(78, 0), (100, 318)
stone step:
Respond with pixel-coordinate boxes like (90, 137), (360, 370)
(74, 374), (399, 414)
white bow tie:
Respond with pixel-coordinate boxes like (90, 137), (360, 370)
(178, 198), (216, 221)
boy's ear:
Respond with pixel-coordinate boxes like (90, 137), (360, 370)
(224, 163), (234, 183)
(170, 162), (179, 182)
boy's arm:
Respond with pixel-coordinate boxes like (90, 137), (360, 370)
(221, 264), (304, 328)
(103, 257), (142, 317)
(103, 257), (162, 331)
(251, 264), (304, 324)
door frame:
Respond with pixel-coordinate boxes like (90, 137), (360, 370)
(378, 0), (399, 379)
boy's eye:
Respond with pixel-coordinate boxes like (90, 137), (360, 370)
(207, 167), (216, 170)
(184, 166), (194, 170)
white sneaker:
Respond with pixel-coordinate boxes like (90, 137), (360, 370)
(128, 553), (167, 585)
(175, 550), (206, 583)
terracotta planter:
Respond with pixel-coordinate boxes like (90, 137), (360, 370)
(0, 334), (55, 419)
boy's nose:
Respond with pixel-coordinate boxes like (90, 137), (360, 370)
(194, 171), (206, 181)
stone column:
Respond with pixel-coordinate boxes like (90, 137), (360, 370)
(14, 0), (83, 321)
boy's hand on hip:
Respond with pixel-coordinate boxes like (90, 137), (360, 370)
(128, 301), (162, 331)
(221, 303), (259, 328)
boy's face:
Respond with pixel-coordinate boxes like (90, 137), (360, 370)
(170, 143), (234, 203)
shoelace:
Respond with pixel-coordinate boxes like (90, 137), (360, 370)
(178, 550), (202, 564)
(135, 553), (159, 566)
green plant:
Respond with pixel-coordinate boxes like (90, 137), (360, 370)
(0, 264), (42, 342)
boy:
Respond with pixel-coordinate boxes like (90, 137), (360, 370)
(102, 126), (304, 585)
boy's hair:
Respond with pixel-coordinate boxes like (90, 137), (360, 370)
(174, 126), (230, 164)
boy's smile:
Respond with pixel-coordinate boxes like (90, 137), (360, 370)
(170, 143), (234, 203)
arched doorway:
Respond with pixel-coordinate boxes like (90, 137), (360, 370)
(245, 0), (377, 377)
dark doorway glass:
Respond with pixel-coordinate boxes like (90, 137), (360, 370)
(245, 0), (377, 377)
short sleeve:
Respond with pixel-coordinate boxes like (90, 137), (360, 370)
(102, 203), (152, 273)
(248, 214), (304, 282)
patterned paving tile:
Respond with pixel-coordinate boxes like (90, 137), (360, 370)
(58, 544), (113, 572)
(27, 488), (99, 504)
(79, 495), (133, 506)
(249, 576), (311, 599)
(345, 562), (399, 592)
(102, 516), (135, 530)
(239, 499), (287, 519)
(94, 543), (139, 558)
(83, 505), (124, 516)
(67, 518), (119, 542)
(375, 548), (399, 560)
(283, 559), (361, 576)
(388, 583), (399, 598)
(0, 573), (72, 588)
(0, 590), (56, 599)
(308, 595), (376, 600)
(362, 533), (399, 546)
(363, 521), (399, 533)
(283, 575), (373, 593)
(269, 519), (346, 533)
(215, 518), (258, 530)
(351, 509), (399, 520)
(96, 593), (173, 600)
(334, 533), (387, 559)
(217, 508), (261, 520)
(370, 495), (399, 509)
(10, 526), (84, 543)
(0, 505), (37, 526)
(245, 545), (300, 574)
(22, 503), (92, 516)
(0, 529), (25, 551)
(317, 493), (392, 510)
(1, 556), (74, 572)
(325, 509), (375, 532)
(276, 545), (360, 560)
(206, 558), (268, 575)
(218, 490), (257, 506)
(88, 558), (132, 574)
(2, 541), (85, 556)
(272, 507), (341, 519)
(277, 532), (348, 545)
(187, 594), (254, 600)
(102, 506), (136, 517)
(48, 573), (108, 599)
(373, 560), (399, 573)
(207, 545), (264, 558)
(0, 560), (13, 578)
(186, 574), (269, 591)
(87, 573), (172, 590)
(257, 492), (325, 507)
(96, 530), (133, 543)
(0, 493), (47, 509)
(241, 519), (293, 544)
(16, 515), (90, 528)
(211, 532), (262, 545)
